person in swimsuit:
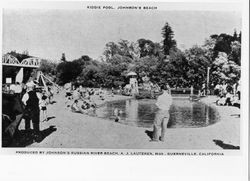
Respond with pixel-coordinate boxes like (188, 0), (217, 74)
(40, 94), (48, 121)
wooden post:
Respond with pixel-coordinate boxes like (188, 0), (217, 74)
(40, 73), (49, 94)
(190, 86), (194, 97)
(42, 73), (60, 89)
(207, 67), (210, 95)
(36, 71), (41, 82)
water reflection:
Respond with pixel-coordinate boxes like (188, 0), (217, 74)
(95, 99), (219, 128)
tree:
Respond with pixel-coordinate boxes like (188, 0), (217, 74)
(38, 60), (57, 76)
(161, 22), (176, 55)
(185, 46), (211, 89)
(233, 29), (238, 40)
(103, 40), (140, 64)
(118, 39), (132, 58)
(61, 53), (66, 62)
(134, 56), (159, 82)
(56, 61), (82, 85)
(212, 52), (240, 84)
(73, 55), (93, 69)
(203, 37), (216, 61)
(22, 50), (29, 55)
(229, 41), (241, 65)
(76, 64), (101, 87)
(238, 31), (241, 43)
(103, 42), (121, 61)
(210, 33), (240, 59)
(128, 42), (140, 61)
(137, 39), (164, 59)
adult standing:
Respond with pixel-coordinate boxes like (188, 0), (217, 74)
(214, 83), (220, 96)
(22, 81), (41, 135)
(221, 81), (227, 96)
(152, 85), (173, 142)
(237, 80), (241, 100)
(47, 87), (54, 103)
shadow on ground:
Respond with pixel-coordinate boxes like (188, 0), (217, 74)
(213, 139), (240, 149)
(7, 126), (57, 147)
(145, 130), (153, 140)
(42, 116), (56, 122)
(230, 114), (240, 118)
(50, 101), (57, 104)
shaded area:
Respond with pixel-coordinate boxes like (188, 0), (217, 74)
(49, 101), (57, 105)
(145, 130), (153, 140)
(213, 139), (240, 149)
(6, 126), (57, 147)
(230, 114), (240, 118)
(2, 93), (25, 147)
(145, 129), (167, 142)
(232, 103), (240, 109)
(42, 116), (56, 122)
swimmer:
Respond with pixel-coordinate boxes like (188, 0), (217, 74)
(114, 108), (121, 122)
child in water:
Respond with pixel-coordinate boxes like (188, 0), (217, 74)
(114, 108), (122, 122)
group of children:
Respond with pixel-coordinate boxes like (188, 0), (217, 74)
(215, 81), (240, 108)
(66, 86), (105, 116)
(71, 98), (97, 115)
(65, 85), (124, 122)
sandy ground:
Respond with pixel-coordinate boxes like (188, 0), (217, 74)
(18, 92), (240, 149)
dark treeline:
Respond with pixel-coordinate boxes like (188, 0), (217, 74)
(6, 23), (241, 89)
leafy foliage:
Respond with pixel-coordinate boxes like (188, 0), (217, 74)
(56, 61), (82, 85)
(212, 52), (240, 84)
(39, 60), (57, 76)
(5, 22), (240, 90)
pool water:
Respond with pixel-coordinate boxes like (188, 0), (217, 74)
(95, 99), (220, 128)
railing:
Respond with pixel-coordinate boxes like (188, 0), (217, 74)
(2, 54), (41, 68)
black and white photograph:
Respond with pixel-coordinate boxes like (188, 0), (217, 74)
(0, 1), (249, 181)
(0, 2), (245, 151)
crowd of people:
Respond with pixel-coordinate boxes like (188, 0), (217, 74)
(214, 80), (241, 108)
(63, 82), (174, 142)
(65, 85), (110, 116)
(2, 76), (241, 145)
(65, 85), (129, 123)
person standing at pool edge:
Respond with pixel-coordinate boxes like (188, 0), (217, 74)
(22, 81), (41, 137)
(152, 85), (172, 141)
